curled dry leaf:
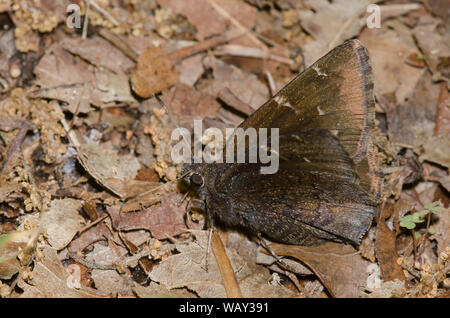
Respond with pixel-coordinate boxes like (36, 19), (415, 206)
(269, 242), (372, 298)
(131, 46), (178, 98)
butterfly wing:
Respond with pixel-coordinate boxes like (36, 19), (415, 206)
(208, 40), (382, 245)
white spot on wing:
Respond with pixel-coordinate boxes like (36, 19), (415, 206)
(313, 65), (327, 77)
(317, 106), (325, 115)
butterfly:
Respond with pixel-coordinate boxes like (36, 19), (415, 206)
(183, 39), (382, 246)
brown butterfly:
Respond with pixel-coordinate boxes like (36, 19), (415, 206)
(183, 39), (382, 246)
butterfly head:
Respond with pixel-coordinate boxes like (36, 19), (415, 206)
(181, 163), (207, 201)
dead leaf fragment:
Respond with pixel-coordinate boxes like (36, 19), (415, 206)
(19, 246), (100, 298)
(131, 46), (178, 98)
(270, 242), (372, 298)
(149, 231), (295, 297)
(161, 83), (222, 130)
(109, 193), (187, 240)
(41, 199), (84, 250)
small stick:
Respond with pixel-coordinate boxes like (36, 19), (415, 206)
(211, 230), (243, 298)
(0, 121), (30, 178)
(90, 0), (119, 26)
(206, 0), (267, 51)
(82, 0), (90, 39)
(167, 31), (245, 63)
(265, 71), (276, 97)
(68, 251), (116, 270)
(77, 213), (109, 235)
(98, 28), (139, 62)
(434, 82), (449, 137)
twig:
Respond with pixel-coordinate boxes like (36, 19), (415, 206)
(82, 0), (90, 39)
(211, 230), (243, 298)
(90, 0), (119, 26)
(265, 71), (276, 97)
(214, 44), (293, 65)
(99, 28), (139, 62)
(77, 213), (109, 235)
(68, 251), (116, 270)
(0, 121), (30, 178)
(205, 0), (267, 50)
(434, 82), (449, 137)
(167, 31), (245, 63)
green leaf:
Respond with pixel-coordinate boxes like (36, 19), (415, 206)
(428, 228), (436, 235)
(414, 231), (421, 239)
(411, 213), (425, 223)
(400, 215), (416, 229)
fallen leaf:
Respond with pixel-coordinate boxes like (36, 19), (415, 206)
(298, 0), (378, 66)
(19, 246), (100, 297)
(90, 269), (134, 297)
(360, 25), (425, 104)
(161, 83), (222, 130)
(77, 142), (156, 198)
(40, 199), (84, 250)
(108, 193), (188, 240)
(149, 231), (295, 297)
(413, 19), (450, 86)
(132, 281), (197, 298)
(420, 136), (450, 169)
(270, 242), (372, 298)
(158, 0), (257, 43)
(94, 68), (137, 105)
(176, 53), (204, 86)
(131, 46), (178, 98)
(199, 58), (269, 110)
(384, 71), (440, 147)
(61, 37), (135, 74)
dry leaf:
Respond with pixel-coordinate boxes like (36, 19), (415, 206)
(270, 242), (372, 298)
(61, 37), (135, 74)
(94, 68), (137, 105)
(108, 193), (187, 240)
(177, 53), (204, 86)
(360, 27), (424, 104)
(413, 20), (450, 85)
(384, 71), (440, 147)
(77, 143), (153, 198)
(161, 83), (222, 130)
(199, 58), (269, 110)
(299, 0), (378, 66)
(131, 46), (178, 98)
(19, 246), (100, 297)
(40, 199), (84, 250)
(149, 231), (295, 297)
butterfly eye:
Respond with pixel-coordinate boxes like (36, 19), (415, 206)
(190, 173), (203, 186)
